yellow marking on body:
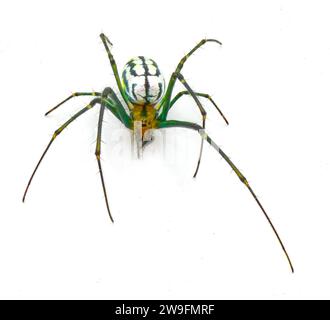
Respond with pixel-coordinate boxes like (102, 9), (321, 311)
(131, 104), (158, 137)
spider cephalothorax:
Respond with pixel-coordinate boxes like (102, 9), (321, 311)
(131, 104), (158, 138)
(23, 33), (294, 273)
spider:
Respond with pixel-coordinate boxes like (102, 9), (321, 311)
(23, 33), (293, 273)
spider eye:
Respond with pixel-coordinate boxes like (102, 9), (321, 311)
(122, 56), (165, 105)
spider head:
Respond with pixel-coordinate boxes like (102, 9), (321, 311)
(122, 56), (165, 106)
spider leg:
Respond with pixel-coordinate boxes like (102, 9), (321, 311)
(157, 119), (294, 273)
(22, 98), (101, 202)
(102, 87), (132, 129)
(100, 33), (134, 110)
(45, 92), (101, 116)
(168, 77), (229, 177)
(176, 73), (206, 178)
(157, 38), (222, 119)
(95, 89), (114, 222)
(170, 91), (229, 125)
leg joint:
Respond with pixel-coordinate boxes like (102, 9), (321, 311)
(172, 71), (179, 79)
(238, 173), (248, 186)
(180, 56), (187, 65)
(108, 55), (115, 64)
(53, 128), (63, 138)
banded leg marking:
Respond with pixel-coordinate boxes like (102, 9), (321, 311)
(95, 89), (114, 222)
(158, 38), (222, 118)
(170, 91), (229, 125)
(45, 92), (101, 116)
(100, 33), (134, 110)
(157, 119), (294, 273)
(23, 98), (101, 202)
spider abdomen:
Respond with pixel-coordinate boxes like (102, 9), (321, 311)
(122, 56), (165, 105)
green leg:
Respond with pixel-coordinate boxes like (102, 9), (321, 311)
(43, 88), (130, 129)
(158, 38), (222, 120)
(45, 92), (101, 116)
(102, 87), (132, 129)
(157, 119), (294, 273)
(100, 33), (134, 110)
(95, 89), (114, 222)
(169, 91), (229, 125)
(23, 98), (101, 202)
(103, 99), (122, 124)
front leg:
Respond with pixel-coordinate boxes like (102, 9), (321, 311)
(100, 33), (134, 110)
(157, 38), (222, 117)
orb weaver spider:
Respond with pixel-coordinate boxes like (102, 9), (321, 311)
(23, 33), (293, 273)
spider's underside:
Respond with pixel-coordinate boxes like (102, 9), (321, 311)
(23, 33), (294, 273)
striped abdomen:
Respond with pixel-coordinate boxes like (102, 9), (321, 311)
(122, 56), (165, 105)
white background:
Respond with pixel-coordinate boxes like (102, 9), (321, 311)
(0, 0), (329, 299)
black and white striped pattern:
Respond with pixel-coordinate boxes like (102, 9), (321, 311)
(122, 56), (165, 105)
